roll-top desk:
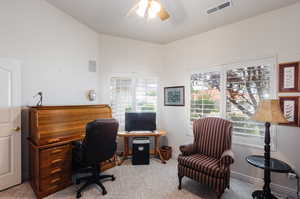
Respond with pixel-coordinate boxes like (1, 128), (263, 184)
(28, 105), (116, 198)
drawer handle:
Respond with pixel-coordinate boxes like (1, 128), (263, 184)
(48, 138), (61, 144)
(50, 168), (62, 174)
(48, 185), (59, 190)
(51, 149), (63, 154)
(51, 159), (63, 164)
(50, 178), (61, 184)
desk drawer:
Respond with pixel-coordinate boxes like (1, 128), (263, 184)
(40, 145), (71, 168)
(38, 132), (82, 146)
(40, 173), (71, 192)
(40, 163), (71, 178)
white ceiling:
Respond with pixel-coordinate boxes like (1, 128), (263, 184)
(46, 0), (299, 44)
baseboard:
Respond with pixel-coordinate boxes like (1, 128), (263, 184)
(231, 171), (297, 198)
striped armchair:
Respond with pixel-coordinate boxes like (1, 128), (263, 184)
(177, 117), (234, 199)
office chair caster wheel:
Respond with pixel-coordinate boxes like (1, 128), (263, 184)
(75, 179), (81, 185)
(102, 190), (107, 195)
(76, 192), (82, 198)
(111, 176), (116, 181)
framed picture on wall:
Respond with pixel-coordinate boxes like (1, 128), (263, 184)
(279, 96), (299, 126)
(279, 62), (300, 92)
(164, 86), (185, 106)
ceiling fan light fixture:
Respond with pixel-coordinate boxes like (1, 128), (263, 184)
(136, 0), (148, 17)
(148, 0), (161, 19)
(128, 0), (169, 21)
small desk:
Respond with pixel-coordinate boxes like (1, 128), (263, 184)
(117, 130), (167, 164)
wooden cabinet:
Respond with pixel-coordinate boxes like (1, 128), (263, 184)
(28, 105), (116, 199)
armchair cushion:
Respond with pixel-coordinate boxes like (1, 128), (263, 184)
(178, 154), (228, 178)
(219, 150), (234, 168)
(179, 144), (195, 156)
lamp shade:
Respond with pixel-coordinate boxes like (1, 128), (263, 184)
(251, 99), (289, 124)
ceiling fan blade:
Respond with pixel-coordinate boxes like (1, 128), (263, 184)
(157, 7), (170, 21)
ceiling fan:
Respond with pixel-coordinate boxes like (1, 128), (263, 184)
(127, 0), (170, 21)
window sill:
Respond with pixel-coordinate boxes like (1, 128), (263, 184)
(232, 141), (264, 150)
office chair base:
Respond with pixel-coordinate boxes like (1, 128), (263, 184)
(76, 174), (115, 198)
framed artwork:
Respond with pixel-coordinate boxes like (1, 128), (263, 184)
(279, 96), (299, 126)
(164, 86), (185, 106)
(279, 62), (300, 92)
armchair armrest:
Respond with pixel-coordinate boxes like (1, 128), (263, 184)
(179, 143), (195, 156)
(219, 150), (234, 168)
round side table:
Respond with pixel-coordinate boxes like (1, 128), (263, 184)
(246, 155), (293, 199)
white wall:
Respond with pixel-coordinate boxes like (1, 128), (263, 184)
(161, 2), (300, 195)
(0, 0), (101, 106)
(98, 34), (163, 105)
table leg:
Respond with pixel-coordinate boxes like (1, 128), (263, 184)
(154, 135), (166, 164)
(118, 137), (129, 165)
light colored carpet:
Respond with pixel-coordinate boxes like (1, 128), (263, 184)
(0, 159), (254, 199)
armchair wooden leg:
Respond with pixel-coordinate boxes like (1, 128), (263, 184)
(217, 191), (224, 199)
(178, 174), (183, 190)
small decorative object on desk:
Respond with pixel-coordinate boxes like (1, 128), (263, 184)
(250, 99), (289, 199)
(164, 86), (185, 106)
(33, 92), (43, 106)
(279, 62), (300, 92)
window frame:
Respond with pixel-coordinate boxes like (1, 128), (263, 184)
(109, 73), (159, 130)
(187, 57), (277, 150)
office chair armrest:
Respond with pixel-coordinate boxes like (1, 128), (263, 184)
(179, 144), (195, 156)
(219, 150), (234, 168)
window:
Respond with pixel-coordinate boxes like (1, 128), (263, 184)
(226, 66), (272, 136)
(190, 60), (274, 138)
(190, 72), (221, 121)
(110, 76), (158, 130)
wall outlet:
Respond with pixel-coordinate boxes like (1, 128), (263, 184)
(288, 172), (297, 180)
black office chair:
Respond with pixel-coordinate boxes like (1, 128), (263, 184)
(72, 119), (119, 198)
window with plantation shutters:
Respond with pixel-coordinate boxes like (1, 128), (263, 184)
(190, 72), (221, 122)
(189, 60), (274, 138)
(135, 78), (158, 113)
(110, 76), (158, 130)
(226, 65), (272, 136)
(110, 77), (133, 130)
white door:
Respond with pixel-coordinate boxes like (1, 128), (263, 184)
(0, 59), (21, 190)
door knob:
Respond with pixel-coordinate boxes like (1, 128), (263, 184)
(13, 126), (21, 131)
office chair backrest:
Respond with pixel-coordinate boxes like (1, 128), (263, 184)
(83, 119), (119, 165)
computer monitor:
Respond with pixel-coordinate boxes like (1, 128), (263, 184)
(125, 112), (156, 132)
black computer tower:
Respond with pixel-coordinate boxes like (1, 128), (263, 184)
(132, 137), (150, 165)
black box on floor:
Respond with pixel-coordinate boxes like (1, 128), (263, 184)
(132, 137), (150, 165)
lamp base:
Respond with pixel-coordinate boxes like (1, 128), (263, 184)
(252, 190), (277, 199)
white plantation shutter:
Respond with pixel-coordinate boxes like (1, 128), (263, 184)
(189, 61), (274, 139)
(110, 76), (158, 130)
(226, 65), (272, 136)
(110, 77), (133, 130)
(190, 72), (221, 123)
(136, 78), (157, 112)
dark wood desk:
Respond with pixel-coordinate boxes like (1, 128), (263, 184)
(28, 105), (117, 199)
(117, 130), (167, 164)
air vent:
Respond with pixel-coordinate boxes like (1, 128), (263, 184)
(206, 0), (232, 14)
